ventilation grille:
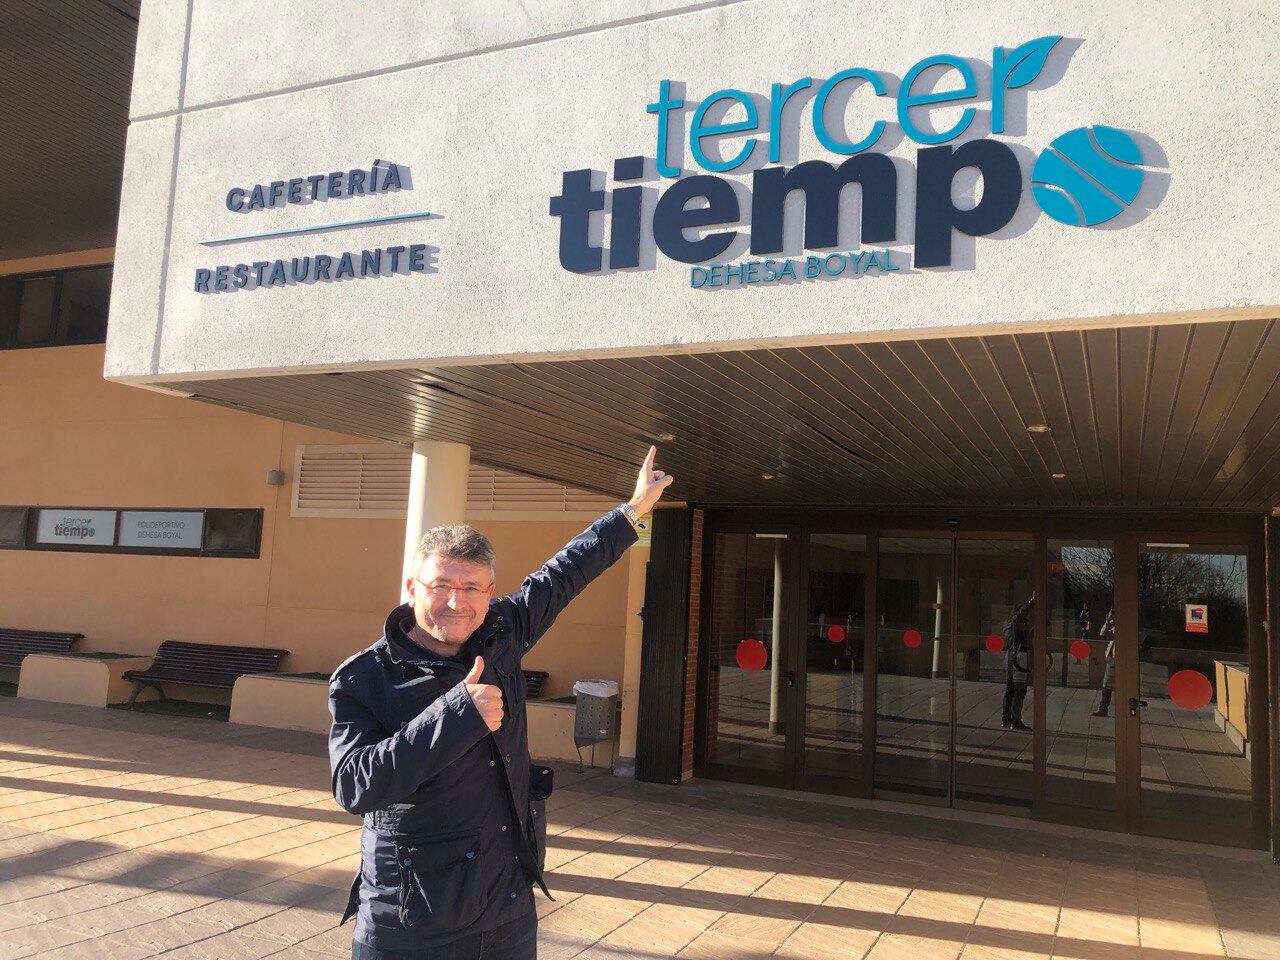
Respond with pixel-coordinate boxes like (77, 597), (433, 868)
(466, 464), (616, 515)
(291, 445), (617, 519)
(292, 445), (412, 518)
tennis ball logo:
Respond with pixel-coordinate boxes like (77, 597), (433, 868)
(1031, 126), (1145, 226)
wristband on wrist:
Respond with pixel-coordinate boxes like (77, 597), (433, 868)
(619, 503), (641, 528)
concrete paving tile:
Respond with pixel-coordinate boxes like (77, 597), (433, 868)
(537, 929), (597, 960)
(676, 931), (777, 960)
(555, 850), (649, 881)
(0, 920), (93, 959)
(961, 937), (1053, 960)
(539, 893), (644, 941)
(143, 931), (286, 960)
(236, 904), (339, 946)
(17, 928), (159, 960)
(600, 906), (708, 954)
(974, 897), (1059, 935)
(894, 889), (985, 926)
(293, 923), (360, 957)
(123, 913), (231, 954)
(171, 895), (289, 933)
(775, 920), (880, 960)
(707, 909), (802, 946)
(614, 855), (713, 888)
(865, 932), (964, 960)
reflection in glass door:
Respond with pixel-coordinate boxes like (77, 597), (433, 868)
(954, 537), (1034, 807)
(704, 531), (791, 778)
(875, 534), (952, 799)
(804, 534), (868, 783)
(1136, 542), (1252, 839)
(1043, 539), (1118, 819)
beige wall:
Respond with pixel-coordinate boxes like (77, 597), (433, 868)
(0, 343), (627, 698)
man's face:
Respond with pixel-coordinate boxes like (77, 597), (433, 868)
(405, 554), (495, 652)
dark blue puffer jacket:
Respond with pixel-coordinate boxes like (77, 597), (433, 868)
(328, 509), (637, 948)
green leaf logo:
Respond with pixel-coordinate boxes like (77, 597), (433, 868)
(1002, 35), (1063, 88)
(993, 35), (1064, 133)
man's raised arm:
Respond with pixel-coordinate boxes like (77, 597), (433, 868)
(504, 446), (673, 653)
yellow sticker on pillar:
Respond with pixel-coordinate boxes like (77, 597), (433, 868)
(635, 513), (652, 547)
(1185, 603), (1208, 633)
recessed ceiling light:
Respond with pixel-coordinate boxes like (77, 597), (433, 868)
(761, 473), (774, 481)
(1027, 423), (1051, 434)
(1051, 471), (1066, 479)
(657, 432), (675, 442)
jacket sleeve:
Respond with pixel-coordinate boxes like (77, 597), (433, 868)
(504, 508), (639, 655)
(328, 678), (491, 815)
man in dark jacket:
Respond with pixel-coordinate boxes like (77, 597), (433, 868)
(328, 447), (672, 959)
(1000, 599), (1032, 731)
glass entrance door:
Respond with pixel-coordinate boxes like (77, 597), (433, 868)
(953, 536), (1035, 808)
(1042, 538), (1120, 827)
(1134, 540), (1254, 845)
(701, 528), (798, 784)
(870, 532), (1035, 807)
(802, 534), (870, 788)
(1036, 535), (1259, 844)
(697, 515), (1264, 846)
(874, 533), (953, 799)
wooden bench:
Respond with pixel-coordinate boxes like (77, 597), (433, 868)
(0, 628), (83, 669)
(123, 640), (290, 702)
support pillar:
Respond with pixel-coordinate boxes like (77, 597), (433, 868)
(932, 574), (946, 678)
(636, 506), (692, 784)
(399, 440), (471, 600)
(1266, 516), (1280, 858)
(615, 541), (650, 777)
(768, 539), (786, 736)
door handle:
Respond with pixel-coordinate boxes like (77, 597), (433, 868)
(784, 670), (796, 688)
(1129, 697), (1149, 717)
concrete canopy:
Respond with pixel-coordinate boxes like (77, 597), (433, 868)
(0, 0), (138, 261)
(170, 317), (1280, 512)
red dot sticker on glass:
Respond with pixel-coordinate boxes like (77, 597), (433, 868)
(1069, 640), (1090, 661)
(1168, 669), (1212, 710)
(735, 639), (768, 673)
(903, 629), (922, 649)
(827, 625), (846, 644)
(985, 634), (1005, 654)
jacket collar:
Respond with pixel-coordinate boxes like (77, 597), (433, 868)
(382, 602), (503, 666)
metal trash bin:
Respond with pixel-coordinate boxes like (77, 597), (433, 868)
(572, 679), (619, 768)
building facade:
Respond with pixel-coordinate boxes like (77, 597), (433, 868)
(5, 1), (1279, 851)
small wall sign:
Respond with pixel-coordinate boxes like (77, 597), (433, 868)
(1185, 603), (1208, 634)
(35, 509), (117, 546)
(117, 511), (204, 550)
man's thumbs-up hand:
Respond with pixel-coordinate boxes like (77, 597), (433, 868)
(463, 656), (504, 732)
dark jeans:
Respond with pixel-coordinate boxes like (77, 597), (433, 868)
(1096, 687), (1113, 715)
(1002, 677), (1027, 726)
(352, 911), (537, 960)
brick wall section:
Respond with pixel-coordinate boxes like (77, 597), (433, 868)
(680, 508), (704, 780)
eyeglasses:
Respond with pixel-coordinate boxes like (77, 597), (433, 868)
(412, 578), (493, 599)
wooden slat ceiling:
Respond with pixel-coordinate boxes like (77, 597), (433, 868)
(0, 0), (138, 261)
(173, 318), (1280, 512)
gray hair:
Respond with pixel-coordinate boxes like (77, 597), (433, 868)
(413, 525), (496, 579)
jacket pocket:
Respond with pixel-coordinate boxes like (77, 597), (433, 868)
(396, 833), (484, 932)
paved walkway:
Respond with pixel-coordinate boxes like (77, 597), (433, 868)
(0, 698), (1276, 960)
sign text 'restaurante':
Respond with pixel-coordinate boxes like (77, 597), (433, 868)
(195, 160), (436, 294)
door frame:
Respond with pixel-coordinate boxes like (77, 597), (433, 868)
(693, 515), (805, 789)
(693, 507), (1269, 848)
(1122, 527), (1266, 848)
